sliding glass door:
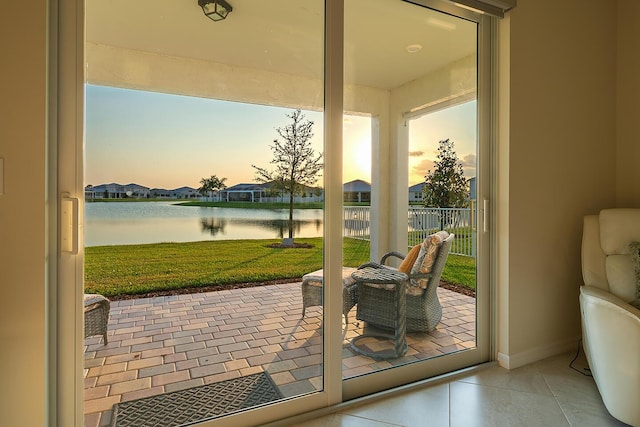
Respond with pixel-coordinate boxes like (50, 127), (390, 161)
(56, 0), (493, 425)
(341, 0), (491, 398)
(80, 1), (334, 425)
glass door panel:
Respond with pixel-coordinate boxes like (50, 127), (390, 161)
(83, 1), (326, 425)
(342, 0), (487, 394)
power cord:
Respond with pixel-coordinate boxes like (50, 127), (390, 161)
(569, 339), (592, 377)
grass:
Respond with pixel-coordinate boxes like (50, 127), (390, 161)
(84, 237), (475, 297)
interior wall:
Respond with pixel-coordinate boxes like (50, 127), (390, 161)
(1, 0), (633, 424)
(498, 0), (617, 368)
(616, 0), (640, 207)
(0, 2), (47, 426)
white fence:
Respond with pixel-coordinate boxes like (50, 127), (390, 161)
(343, 206), (475, 257)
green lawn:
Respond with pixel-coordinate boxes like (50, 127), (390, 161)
(84, 237), (476, 297)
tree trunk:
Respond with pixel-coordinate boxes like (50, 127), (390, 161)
(288, 190), (294, 240)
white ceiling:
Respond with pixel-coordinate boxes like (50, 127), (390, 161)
(85, 0), (476, 91)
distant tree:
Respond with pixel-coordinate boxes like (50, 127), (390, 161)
(199, 175), (227, 200)
(423, 139), (469, 229)
(252, 109), (323, 244)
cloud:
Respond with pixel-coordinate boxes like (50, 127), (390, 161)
(409, 150), (424, 157)
(461, 153), (476, 167)
(410, 158), (435, 183)
(461, 153), (476, 177)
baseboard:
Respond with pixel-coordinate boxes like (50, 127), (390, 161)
(497, 336), (581, 370)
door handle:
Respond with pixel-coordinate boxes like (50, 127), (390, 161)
(61, 194), (79, 254)
(483, 198), (488, 233)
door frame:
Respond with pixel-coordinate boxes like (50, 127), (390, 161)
(51, 0), (496, 424)
(53, 1), (343, 425)
(342, 0), (495, 399)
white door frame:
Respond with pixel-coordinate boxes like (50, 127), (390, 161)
(52, 1), (345, 425)
(343, 1), (495, 399)
(51, 0), (496, 424)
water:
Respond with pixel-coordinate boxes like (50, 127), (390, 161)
(84, 201), (323, 247)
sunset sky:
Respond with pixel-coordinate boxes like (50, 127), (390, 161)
(85, 85), (476, 190)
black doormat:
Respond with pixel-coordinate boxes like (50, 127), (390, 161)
(111, 372), (283, 427)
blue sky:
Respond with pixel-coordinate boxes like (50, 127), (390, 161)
(85, 85), (476, 189)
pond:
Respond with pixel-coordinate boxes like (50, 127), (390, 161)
(84, 201), (324, 247)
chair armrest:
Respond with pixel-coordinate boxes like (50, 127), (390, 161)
(580, 286), (640, 319)
(380, 251), (406, 265)
(580, 286), (640, 425)
(357, 262), (385, 270)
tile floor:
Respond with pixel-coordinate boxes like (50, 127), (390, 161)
(279, 350), (628, 427)
(83, 282), (475, 427)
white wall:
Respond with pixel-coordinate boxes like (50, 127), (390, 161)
(3, 0), (640, 424)
(497, 0), (618, 368)
(0, 2), (47, 426)
(616, 0), (640, 207)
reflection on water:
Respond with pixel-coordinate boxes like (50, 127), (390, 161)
(198, 217), (323, 239)
(200, 218), (226, 236)
(84, 201), (326, 246)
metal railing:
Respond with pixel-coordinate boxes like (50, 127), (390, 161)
(343, 206), (475, 257)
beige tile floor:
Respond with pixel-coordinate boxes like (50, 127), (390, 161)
(279, 350), (628, 427)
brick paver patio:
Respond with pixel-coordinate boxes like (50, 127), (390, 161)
(83, 282), (475, 427)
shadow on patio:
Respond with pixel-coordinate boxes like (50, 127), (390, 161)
(83, 282), (475, 427)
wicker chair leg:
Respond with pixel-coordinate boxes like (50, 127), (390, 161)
(84, 294), (110, 345)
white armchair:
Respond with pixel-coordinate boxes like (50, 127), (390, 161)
(580, 208), (640, 426)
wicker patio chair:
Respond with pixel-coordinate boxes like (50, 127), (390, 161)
(84, 293), (110, 344)
(355, 232), (454, 333)
(301, 267), (358, 332)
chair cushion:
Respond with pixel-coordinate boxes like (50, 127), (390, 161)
(302, 267), (357, 289)
(606, 255), (637, 302)
(411, 231), (448, 276)
(398, 245), (421, 274)
(410, 231), (449, 291)
(599, 209), (640, 255)
(84, 293), (108, 311)
(598, 209), (640, 303)
(582, 215), (608, 290)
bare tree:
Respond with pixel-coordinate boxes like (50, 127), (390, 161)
(252, 109), (323, 244)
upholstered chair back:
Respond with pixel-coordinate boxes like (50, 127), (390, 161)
(582, 209), (640, 303)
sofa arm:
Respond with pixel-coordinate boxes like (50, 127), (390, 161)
(579, 286), (640, 426)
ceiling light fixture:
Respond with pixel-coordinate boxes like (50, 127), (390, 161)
(198, 0), (233, 22)
(405, 44), (422, 53)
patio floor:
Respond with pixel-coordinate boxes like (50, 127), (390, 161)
(83, 282), (475, 427)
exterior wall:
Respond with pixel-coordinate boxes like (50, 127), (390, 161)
(87, 183), (151, 199)
(389, 54), (477, 253)
(497, 0), (618, 368)
(616, 0), (640, 207)
(0, 2), (47, 426)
